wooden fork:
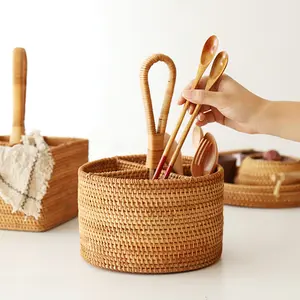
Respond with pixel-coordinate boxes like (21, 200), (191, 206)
(191, 139), (212, 177)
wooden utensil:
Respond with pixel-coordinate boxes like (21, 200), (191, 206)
(161, 51), (229, 179)
(10, 48), (27, 145)
(140, 54), (176, 178)
(164, 133), (183, 175)
(152, 35), (219, 179)
(202, 132), (218, 175)
(192, 125), (204, 149)
(191, 132), (218, 177)
(191, 138), (212, 177)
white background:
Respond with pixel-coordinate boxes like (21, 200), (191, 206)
(0, 0), (300, 161)
(1, 1), (300, 300)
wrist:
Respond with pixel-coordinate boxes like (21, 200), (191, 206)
(255, 98), (274, 135)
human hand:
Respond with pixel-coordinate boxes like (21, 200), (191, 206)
(178, 74), (269, 134)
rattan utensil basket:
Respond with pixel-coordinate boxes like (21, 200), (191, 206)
(0, 48), (89, 231)
(78, 155), (224, 274)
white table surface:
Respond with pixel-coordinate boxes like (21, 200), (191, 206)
(1, 206), (300, 300)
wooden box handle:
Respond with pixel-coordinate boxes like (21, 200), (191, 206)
(9, 47), (27, 145)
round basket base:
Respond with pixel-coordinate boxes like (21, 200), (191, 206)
(80, 244), (222, 274)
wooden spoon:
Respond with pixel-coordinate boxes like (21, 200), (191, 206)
(162, 51), (228, 179)
(192, 125), (204, 149)
(153, 35), (218, 179)
(164, 133), (183, 175)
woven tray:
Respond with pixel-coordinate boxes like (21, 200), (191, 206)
(78, 154), (224, 274)
(218, 150), (300, 208)
(234, 153), (300, 186)
(0, 48), (89, 231)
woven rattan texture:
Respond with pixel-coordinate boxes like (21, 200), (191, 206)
(223, 182), (300, 208)
(234, 155), (300, 186)
(0, 136), (89, 231)
(78, 155), (224, 274)
(182, 155), (300, 209)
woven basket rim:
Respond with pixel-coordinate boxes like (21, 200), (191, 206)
(224, 181), (300, 191)
(0, 135), (88, 150)
(78, 155), (224, 184)
(245, 153), (300, 165)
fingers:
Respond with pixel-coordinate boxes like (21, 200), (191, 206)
(195, 109), (225, 127)
(177, 77), (209, 106)
(182, 89), (230, 109)
(177, 81), (193, 105)
(195, 112), (215, 127)
(189, 103), (196, 114)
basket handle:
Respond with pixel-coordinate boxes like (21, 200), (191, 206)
(9, 47), (27, 145)
(271, 171), (300, 198)
(140, 53), (176, 171)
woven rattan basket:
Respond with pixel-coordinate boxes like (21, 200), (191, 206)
(234, 153), (300, 186)
(0, 48), (89, 231)
(78, 53), (224, 274)
(217, 150), (300, 208)
(78, 155), (224, 274)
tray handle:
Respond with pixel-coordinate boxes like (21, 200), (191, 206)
(271, 171), (300, 198)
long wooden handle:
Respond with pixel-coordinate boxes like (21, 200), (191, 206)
(163, 52), (229, 179)
(140, 53), (176, 172)
(10, 47), (27, 145)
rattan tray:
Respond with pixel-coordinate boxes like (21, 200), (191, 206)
(219, 150), (300, 208)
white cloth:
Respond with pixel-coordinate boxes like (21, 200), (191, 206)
(0, 131), (54, 219)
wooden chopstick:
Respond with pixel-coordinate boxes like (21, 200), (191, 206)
(152, 63), (207, 180)
(161, 51), (228, 179)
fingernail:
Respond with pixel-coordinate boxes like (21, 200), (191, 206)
(182, 90), (192, 100)
(199, 113), (205, 122)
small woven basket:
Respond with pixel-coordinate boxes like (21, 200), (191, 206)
(217, 150), (300, 208)
(78, 155), (224, 274)
(234, 153), (300, 186)
(0, 48), (89, 231)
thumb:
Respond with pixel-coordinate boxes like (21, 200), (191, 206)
(182, 89), (229, 108)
